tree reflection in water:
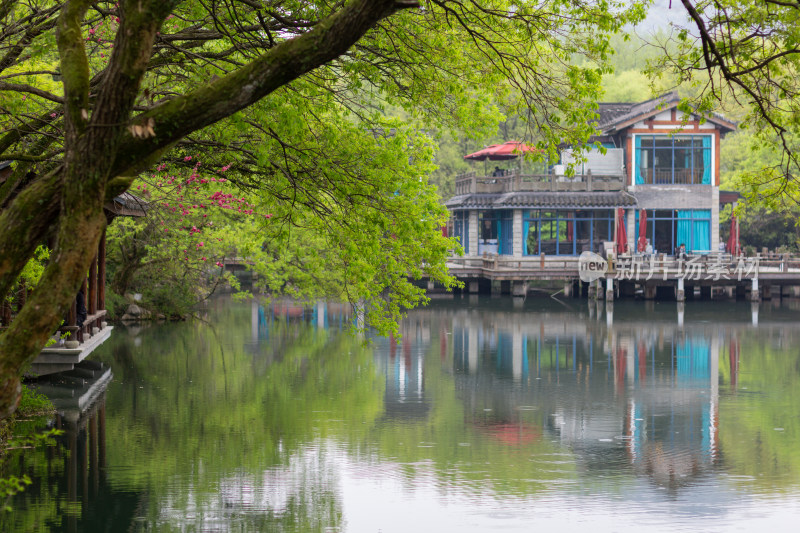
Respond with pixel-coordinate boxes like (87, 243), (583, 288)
(4, 296), (800, 531)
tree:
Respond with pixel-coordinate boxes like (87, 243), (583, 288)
(651, 0), (800, 203)
(0, 0), (641, 419)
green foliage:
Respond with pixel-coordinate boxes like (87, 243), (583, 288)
(0, 475), (31, 512)
(0, 386), (58, 512)
(103, 289), (128, 320)
(648, 0), (800, 205)
(3, 246), (48, 307)
(718, 333), (800, 488)
(0, 0), (648, 420)
(718, 131), (800, 251)
(601, 69), (653, 102)
(15, 386), (54, 419)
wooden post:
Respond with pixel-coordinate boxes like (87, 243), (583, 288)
(88, 252), (98, 316)
(80, 277), (88, 341)
(0, 300), (11, 327)
(644, 284), (656, 300)
(68, 299), (77, 328)
(750, 278), (760, 301)
(98, 229), (107, 315)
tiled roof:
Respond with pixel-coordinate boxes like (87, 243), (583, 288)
(598, 92), (680, 132)
(444, 194), (498, 210)
(596, 91), (736, 134)
(596, 103), (636, 129)
(446, 191), (637, 210)
(104, 192), (148, 217)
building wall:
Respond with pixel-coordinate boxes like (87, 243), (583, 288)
(513, 209), (523, 258)
(633, 186), (714, 210)
(468, 210), (478, 256)
(626, 208), (636, 252)
(623, 115), (720, 250)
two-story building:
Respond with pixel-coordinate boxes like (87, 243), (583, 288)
(446, 92), (737, 259)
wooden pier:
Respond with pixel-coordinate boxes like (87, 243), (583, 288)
(442, 252), (800, 301)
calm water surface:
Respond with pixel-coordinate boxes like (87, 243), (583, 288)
(5, 295), (800, 531)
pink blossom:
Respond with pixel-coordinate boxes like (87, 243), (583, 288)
(184, 156), (192, 162)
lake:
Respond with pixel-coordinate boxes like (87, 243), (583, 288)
(5, 295), (800, 531)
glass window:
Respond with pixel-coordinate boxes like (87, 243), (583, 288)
(524, 209), (614, 256)
(478, 210), (513, 255)
(635, 209), (712, 254)
(635, 135), (711, 185)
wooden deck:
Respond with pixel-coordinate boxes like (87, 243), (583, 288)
(444, 253), (800, 300)
(454, 170), (625, 195)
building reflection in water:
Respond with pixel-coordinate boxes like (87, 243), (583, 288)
(384, 297), (751, 493)
(24, 361), (112, 532)
(379, 329), (430, 421)
(252, 299), (354, 338)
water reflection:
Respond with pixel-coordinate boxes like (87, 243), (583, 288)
(389, 299), (735, 494)
(2, 362), (116, 533)
(5, 296), (800, 531)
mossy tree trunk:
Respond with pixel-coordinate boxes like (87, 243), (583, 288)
(0, 0), (408, 419)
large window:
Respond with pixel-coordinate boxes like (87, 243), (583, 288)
(452, 211), (469, 253)
(524, 209), (615, 256)
(479, 210), (513, 255)
(635, 135), (711, 185)
(635, 209), (711, 254)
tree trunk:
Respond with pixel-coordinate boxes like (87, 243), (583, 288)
(0, 192), (106, 418)
(0, 0), (409, 419)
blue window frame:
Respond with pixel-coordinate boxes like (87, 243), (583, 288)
(523, 209), (615, 256)
(635, 135), (712, 185)
(452, 211), (469, 254)
(635, 209), (712, 253)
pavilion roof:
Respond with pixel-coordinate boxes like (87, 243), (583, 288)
(445, 191), (637, 210)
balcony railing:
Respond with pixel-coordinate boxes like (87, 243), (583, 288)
(454, 170), (626, 195)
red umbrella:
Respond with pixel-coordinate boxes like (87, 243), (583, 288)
(727, 214), (740, 255)
(616, 208), (628, 255)
(637, 209), (648, 252)
(464, 141), (538, 161)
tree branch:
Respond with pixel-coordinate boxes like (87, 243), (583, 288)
(110, 0), (405, 176)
